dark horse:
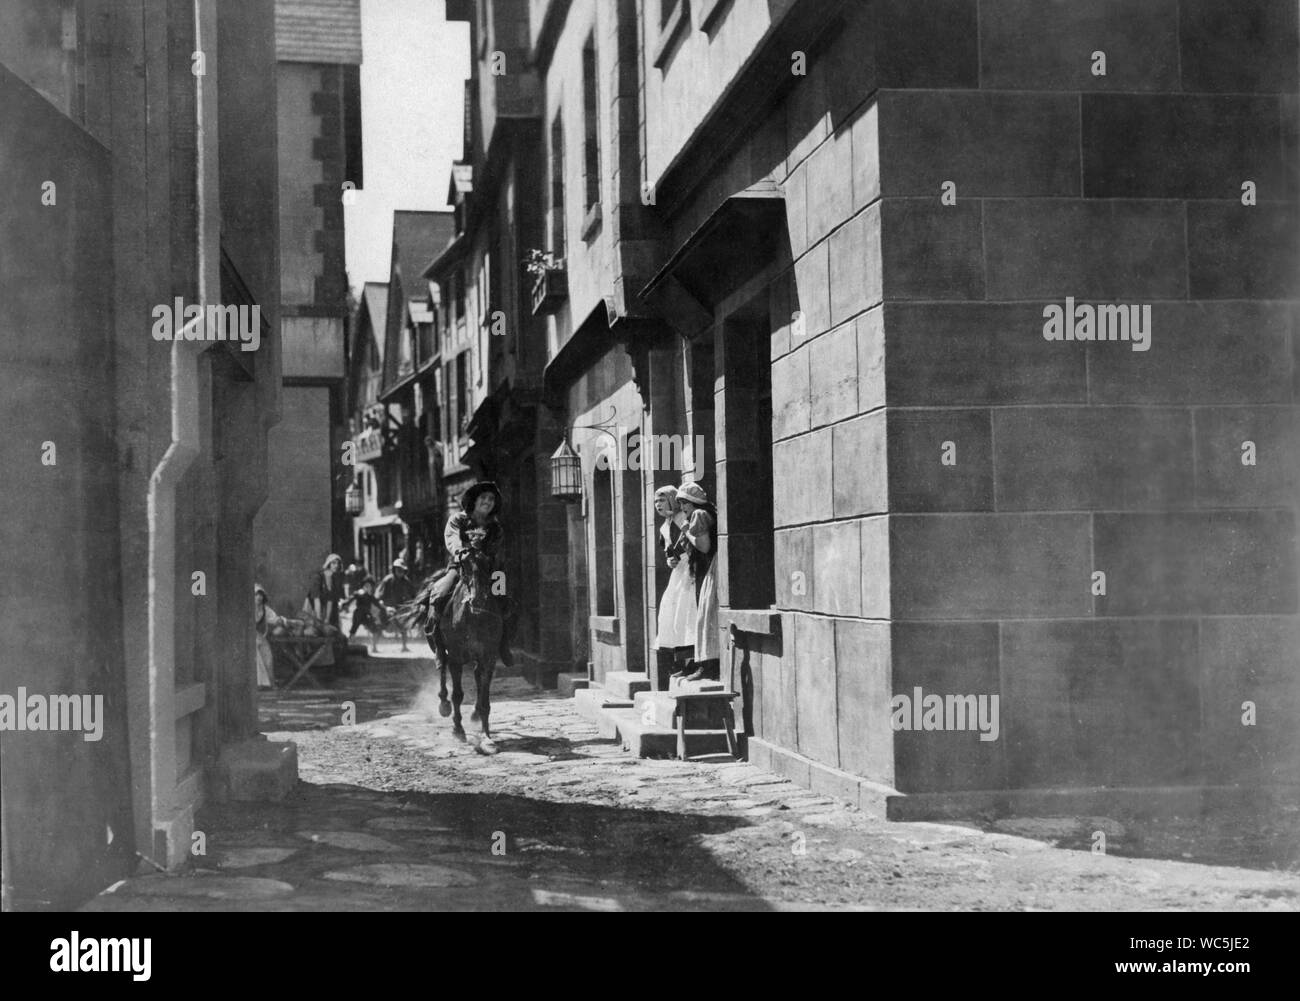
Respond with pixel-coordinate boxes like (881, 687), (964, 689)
(400, 549), (507, 754)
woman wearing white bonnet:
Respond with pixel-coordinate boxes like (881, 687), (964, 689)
(676, 480), (721, 681)
(653, 485), (697, 685)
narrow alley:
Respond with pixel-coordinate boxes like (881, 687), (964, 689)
(82, 652), (1300, 913)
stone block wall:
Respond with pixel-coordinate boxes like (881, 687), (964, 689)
(684, 0), (1299, 795)
(875, 0), (1300, 793)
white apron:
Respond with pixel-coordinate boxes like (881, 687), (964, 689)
(655, 521), (697, 649)
(255, 632), (275, 688)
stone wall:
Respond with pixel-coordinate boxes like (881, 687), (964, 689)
(254, 387), (336, 613)
(0, 0), (282, 905)
(653, 0), (1300, 795)
(0, 63), (136, 908)
(876, 0), (1300, 793)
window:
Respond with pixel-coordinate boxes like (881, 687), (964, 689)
(592, 466), (616, 617)
(429, 370), (442, 446)
(582, 35), (601, 218)
(722, 310), (776, 609)
(549, 112), (567, 258)
(417, 320), (435, 369)
(455, 352), (469, 435)
(698, 0), (730, 32)
(453, 272), (465, 324)
(398, 318), (414, 375)
(654, 0), (689, 68)
(442, 361), (453, 443)
(477, 254), (491, 325)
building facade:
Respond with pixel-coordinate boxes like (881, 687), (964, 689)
(474, 0), (1300, 805)
(1, 0), (282, 907)
(428, 0), (578, 684)
(378, 210), (457, 575)
(346, 281), (409, 578)
(253, 0), (364, 615)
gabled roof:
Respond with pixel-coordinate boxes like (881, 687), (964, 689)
(392, 210), (456, 280)
(360, 282), (389, 340)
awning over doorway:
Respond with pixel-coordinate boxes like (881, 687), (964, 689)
(641, 181), (787, 313)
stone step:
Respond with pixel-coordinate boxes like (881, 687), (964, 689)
(556, 673), (590, 697)
(632, 691), (733, 731)
(574, 686), (632, 725)
(603, 708), (733, 760)
(603, 671), (652, 700)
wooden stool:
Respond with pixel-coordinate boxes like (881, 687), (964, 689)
(671, 690), (739, 761)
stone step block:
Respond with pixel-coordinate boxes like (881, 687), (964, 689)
(603, 671), (652, 700)
(556, 673), (590, 697)
(217, 738), (298, 802)
(574, 686), (632, 725)
(605, 709), (733, 760)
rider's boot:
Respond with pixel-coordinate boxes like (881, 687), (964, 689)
(425, 592), (449, 669)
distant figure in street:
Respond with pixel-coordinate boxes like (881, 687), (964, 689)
(676, 481), (720, 682)
(307, 553), (346, 630)
(254, 585), (284, 689)
(653, 485), (696, 687)
(377, 558), (419, 651)
(342, 576), (386, 652)
(344, 561), (364, 597)
(304, 553), (345, 666)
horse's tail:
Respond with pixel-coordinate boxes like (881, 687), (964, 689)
(396, 574), (440, 632)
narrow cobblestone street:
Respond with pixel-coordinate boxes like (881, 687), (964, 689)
(83, 650), (1300, 912)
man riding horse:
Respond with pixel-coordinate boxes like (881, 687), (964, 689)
(415, 481), (513, 670)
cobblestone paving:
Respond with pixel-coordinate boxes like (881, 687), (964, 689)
(83, 655), (1300, 912)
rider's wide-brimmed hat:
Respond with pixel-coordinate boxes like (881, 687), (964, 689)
(462, 480), (503, 514)
(392, 558), (408, 571)
(677, 481), (709, 507)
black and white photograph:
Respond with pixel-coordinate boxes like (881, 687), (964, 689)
(1, 0), (1298, 965)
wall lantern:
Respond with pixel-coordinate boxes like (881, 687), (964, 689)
(345, 477), (363, 516)
(550, 437), (582, 502)
(550, 407), (622, 504)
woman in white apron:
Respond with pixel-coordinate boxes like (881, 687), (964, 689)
(677, 481), (721, 682)
(254, 585), (279, 689)
(653, 487), (697, 678)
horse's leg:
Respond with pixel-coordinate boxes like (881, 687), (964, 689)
(450, 660), (466, 741)
(437, 655), (451, 717)
(427, 627), (452, 718)
(480, 660), (496, 744)
(472, 660), (497, 755)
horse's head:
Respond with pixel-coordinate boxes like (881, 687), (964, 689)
(456, 549), (495, 616)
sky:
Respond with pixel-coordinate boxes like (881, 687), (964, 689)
(344, 0), (470, 291)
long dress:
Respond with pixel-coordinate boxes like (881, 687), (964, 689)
(255, 604), (282, 688)
(688, 511), (721, 663)
(655, 519), (697, 649)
